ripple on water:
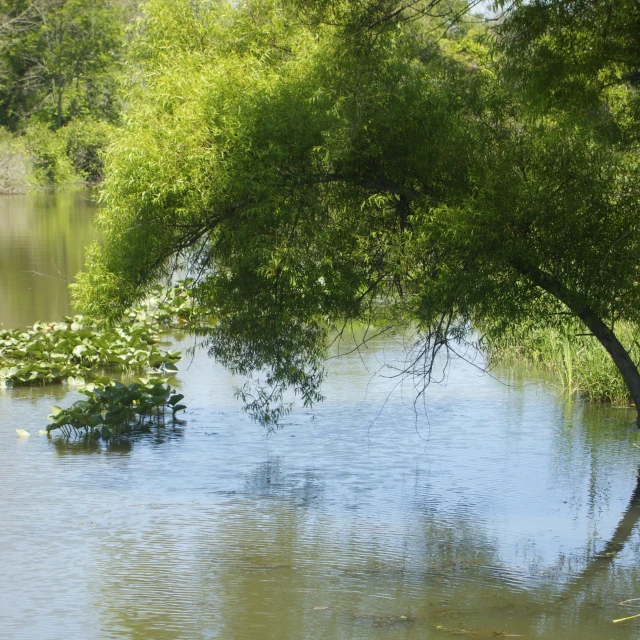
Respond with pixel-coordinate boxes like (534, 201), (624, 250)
(0, 336), (640, 639)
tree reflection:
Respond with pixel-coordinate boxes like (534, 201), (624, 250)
(89, 449), (640, 640)
(0, 189), (97, 328)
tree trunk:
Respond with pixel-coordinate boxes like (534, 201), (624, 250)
(56, 86), (62, 130)
(574, 308), (640, 423)
(517, 262), (640, 426)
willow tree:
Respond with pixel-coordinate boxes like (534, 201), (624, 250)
(73, 0), (640, 426)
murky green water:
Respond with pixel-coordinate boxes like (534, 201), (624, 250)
(2, 192), (640, 639)
(0, 189), (97, 329)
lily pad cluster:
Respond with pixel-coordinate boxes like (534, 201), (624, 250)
(0, 281), (204, 388)
(0, 317), (181, 387)
(47, 377), (186, 439)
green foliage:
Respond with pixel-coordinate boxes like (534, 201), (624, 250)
(484, 322), (640, 406)
(127, 279), (209, 329)
(5, 119), (116, 188)
(72, 0), (640, 423)
(0, 315), (180, 387)
(0, 281), (199, 387)
(0, 0), (126, 189)
(0, 126), (29, 192)
(24, 121), (76, 186)
(60, 119), (115, 182)
(0, 0), (40, 130)
(0, 0), (124, 131)
(496, 0), (640, 128)
(46, 377), (186, 439)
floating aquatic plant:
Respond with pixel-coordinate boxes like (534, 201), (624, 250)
(0, 317), (180, 386)
(4, 280), (199, 436)
(46, 377), (186, 439)
(0, 280), (203, 388)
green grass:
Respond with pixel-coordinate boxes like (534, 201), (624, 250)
(483, 322), (640, 406)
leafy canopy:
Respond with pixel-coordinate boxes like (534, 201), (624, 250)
(0, 0), (124, 130)
(74, 0), (640, 425)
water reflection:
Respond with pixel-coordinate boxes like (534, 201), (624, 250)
(2, 193), (640, 638)
(1, 343), (640, 639)
(49, 424), (185, 456)
(51, 436), (132, 456)
(0, 189), (97, 328)
(244, 456), (324, 507)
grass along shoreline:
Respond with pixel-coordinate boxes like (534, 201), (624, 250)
(483, 323), (640, 406)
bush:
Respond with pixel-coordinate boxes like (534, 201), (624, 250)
(24, 122), (77, 186)
(61, 120), (114, 183)
(0, 127), (29, 193)
(21, 119), (114, 187)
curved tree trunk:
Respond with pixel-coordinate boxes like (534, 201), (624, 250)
(516, 262), (640, 426)
(571, 308), (640, 423)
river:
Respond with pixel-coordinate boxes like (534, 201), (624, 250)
(1, 190), (640, 639)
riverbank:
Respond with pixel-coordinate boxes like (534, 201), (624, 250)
(483, 322), (639, 406)
(0, 121), (114, 194)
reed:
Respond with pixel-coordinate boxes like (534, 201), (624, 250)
(483, 322), (640, 405)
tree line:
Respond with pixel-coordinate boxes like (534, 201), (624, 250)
(0, 0), (132, 186)
(0, 0), (130, 130)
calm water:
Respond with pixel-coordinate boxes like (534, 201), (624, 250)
(0, 189), (97, 329)
(2, 193), (640, 640)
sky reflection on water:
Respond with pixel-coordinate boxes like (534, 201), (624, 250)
(1, 192), (640, 639)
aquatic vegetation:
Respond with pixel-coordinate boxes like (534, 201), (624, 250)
(0, 280), (204, 388)
(2, 280), (196, 437)
(46, 377), (186, 439)
(0, 316), (180, 387)
(483, 322), (640, 406)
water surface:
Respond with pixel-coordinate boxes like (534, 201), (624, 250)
(0, 189), (97, 328)
(1, 193), (640, 640)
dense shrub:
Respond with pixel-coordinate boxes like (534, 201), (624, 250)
(0, 128), (29, 193)
(7, 119), (115, 188)
(61, 120), (114, 183)
(24, 122), (76, 187)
